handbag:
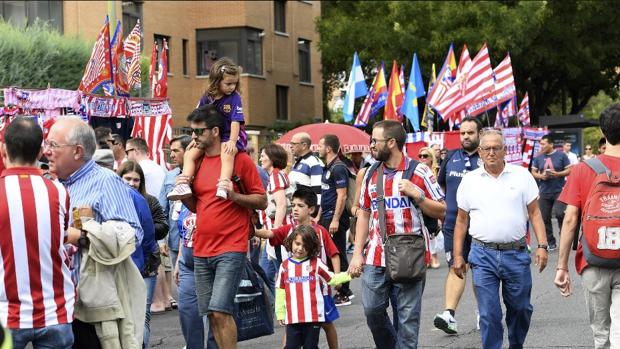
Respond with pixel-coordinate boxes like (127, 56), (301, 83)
(377, 163), (427, 283)
(233, 260), (274, 341)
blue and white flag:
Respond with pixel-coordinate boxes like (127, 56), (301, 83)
(343, 52), (368, 122)
(401, 53), (426, 131)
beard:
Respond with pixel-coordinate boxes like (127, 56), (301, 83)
(373, 147), (391, 162)
(462, 139), (479, 153)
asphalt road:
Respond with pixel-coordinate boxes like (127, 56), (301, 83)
(150, 231), (593, 348)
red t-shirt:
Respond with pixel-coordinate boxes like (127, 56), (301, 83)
(270, 223), (339, 266)
(558, 155), (620, 274)
(192, 152), (265, 257)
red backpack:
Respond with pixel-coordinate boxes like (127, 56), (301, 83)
(580, 158), (620, 268)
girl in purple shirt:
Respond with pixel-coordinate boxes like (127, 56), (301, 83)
(168, 57), (248, 200)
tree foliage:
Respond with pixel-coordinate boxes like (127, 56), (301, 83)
(317, 1), (620, 125)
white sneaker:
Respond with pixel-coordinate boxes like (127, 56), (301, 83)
(167, 183), (192, 201)
(476, 310), (480, 330)
(434, 310), (458, 334)
(215, 185), (228, 199)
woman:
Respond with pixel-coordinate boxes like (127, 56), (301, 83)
(117, 161), (168, 348)
(418, 147), (442, 269)
(582, 144), (595, 161)
(258, 143), (293, 293)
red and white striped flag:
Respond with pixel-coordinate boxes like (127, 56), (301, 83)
(78, 17), (112, 93)
(517, 92), (530, 126)
(448, 44), (471, 124)
(131, 115), (172, 167)
(467, 53), (516, 117)
(434, 43), (494, 122)
(124, 20), (142, 92)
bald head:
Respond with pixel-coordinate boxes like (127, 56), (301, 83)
(291, 132), (312, 157)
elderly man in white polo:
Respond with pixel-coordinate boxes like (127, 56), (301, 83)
(452, 129), (548, 349)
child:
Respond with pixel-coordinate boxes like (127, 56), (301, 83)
(168, 57), (247, 200)
(275, 225), (351, 349)
(255, 187), (342, 349)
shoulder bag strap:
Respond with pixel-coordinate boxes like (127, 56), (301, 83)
(585, 157), (610, 177)
(376, 163), (388, 245)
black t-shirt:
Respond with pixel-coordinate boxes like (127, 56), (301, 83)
(320, 159), (349, 217)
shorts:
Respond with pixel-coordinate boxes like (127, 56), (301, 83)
(161, 253), (172, 272)
(194, 252), (246, 316)
(324, 295), (339, 323)
(442, 228), (472, 267)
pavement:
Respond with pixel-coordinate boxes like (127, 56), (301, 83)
(150, 227), (594, 348)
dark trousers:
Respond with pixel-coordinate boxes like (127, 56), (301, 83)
(72, 319), (102, 349)
(539, 193), (565, 246)
(320, 214), (350, 293)
(285, 323), (321, 349)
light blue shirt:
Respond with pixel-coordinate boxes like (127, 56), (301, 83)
(159, 167), (181, 251)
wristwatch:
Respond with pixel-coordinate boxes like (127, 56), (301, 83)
(416, 192), (426, 204)
(537, 244), (549, 251)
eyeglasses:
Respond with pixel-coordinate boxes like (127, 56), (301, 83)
(480, 146), (504, 153)
(191, 127), (212, 136)
(125, 148), (136, 155)
(106, 139), (119, 146)
(44, 140), (77, 150)
(370, 138), (391, 146)
(418, 153), (430, 159)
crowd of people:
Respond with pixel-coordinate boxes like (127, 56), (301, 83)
(0, 56), (618, 349)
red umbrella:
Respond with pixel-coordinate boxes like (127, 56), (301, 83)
(275, 122), (370, 154)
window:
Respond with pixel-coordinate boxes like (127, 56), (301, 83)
(276, 85), (289, 121)
(274, 0), (286, 33)
(298, 39), (311, 83)
(154, 34), (171, 73)
(182, 39), (188, 75)
(0, 1), (63, 31)
(122, 1), (142, 40)
(196, 27), (263, 75)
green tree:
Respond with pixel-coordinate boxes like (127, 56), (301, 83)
(317, 1), (620, 125)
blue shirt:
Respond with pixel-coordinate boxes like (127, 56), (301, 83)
(60, 160), (143, 279)
(438, 149), (481, 232)
(531, 150), (570, 197)
(320, 159), (349, 217)
(159, 167), (181, 251)
(128, 187), (157, 273)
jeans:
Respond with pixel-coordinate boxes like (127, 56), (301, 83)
(362, 265), (425, 349)
(259, 244), (280, 295)
(539, 193), (564, 246)
(143, 275), (157, 348)
(11, 323), (74, 349)
(320, 214), (350, 293)
(194, 252), (246, 315)
(178, 245), (206, 349)
(582, 266), (620, 349)
(469, 244), (533, 349)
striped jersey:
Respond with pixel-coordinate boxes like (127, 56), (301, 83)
(260, 168), (294, 230)
(359, 156), (445, 267)
(289, 152), (323, 203)
(276, 257), (332, 324)
(0, 167), (75, 329)
(270, 223), (339, 266)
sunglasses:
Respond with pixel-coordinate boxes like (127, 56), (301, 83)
(585, 147), (592, 150)
(125, 148), (136, 155)
(418, 153), (430, 159)
(190, 127), (214, 136)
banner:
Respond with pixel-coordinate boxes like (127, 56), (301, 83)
(502, 127), (523, 164)
(82, 94), (128, 118)
(128, 99), (171, 117)
(3, 88), (80, 110)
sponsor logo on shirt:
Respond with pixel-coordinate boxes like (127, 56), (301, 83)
(287, 275), (316, 283)
(448, 170), (467, 178)
(371, 196), (413, 210)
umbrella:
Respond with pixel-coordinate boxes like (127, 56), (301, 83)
(275, 122), (370, 154)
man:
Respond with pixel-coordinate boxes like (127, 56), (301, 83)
(453, 129), (548, 349)
(317, 134), (352, 305)
(555, 103), (620, 348)
(126, 137), (166, 197)
(349, 120), (446, 349)
(563, 142), (580, 165)
(531, 135), (571, 250)
(288, 132), (323, 203)
(0, 117), (76, 348)
(44, 117), (145, 348)
(108, 133), (126, 170)
(178, 104), (267, 349)
(433, 116), (483, 334)
(94, 126), (112, 150)
(598, 137), (607, 155)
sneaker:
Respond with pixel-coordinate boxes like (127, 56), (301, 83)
(333, 294), (351, 307)
(347, 244), (355, 254)
(341, 288), (355, 300)
(215, 185), (228, 199)
(548, 243), (557, 251)
(476, 310), (480, 330)
(167, 183), (192, 201)
(434, 311), (458, 334)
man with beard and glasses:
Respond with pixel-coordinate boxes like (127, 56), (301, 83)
(433, 116), (483, 334)
(348, 120), (445, 349)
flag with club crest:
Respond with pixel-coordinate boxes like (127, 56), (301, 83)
(342, 52), (368, 123)
(150, 40), (168, 98)
(355, 63), (388, 127)
(78, 16), (112, 93)
(421, 63), (436, 131)
(384, 61), (404, 121)
(124, 20), (142, 91)
(517, 92), (530, 126)
(450, 44), (471, 125)
(401, 53), (426, 131)
(494, 96), (517, 128)
(103, 21), (130, 96)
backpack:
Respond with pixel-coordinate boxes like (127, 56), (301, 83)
(332, 161), (357, 214)
(365, 158), (440, 236)
(579, 158), (620, 268)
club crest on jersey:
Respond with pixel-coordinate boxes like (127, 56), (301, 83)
(223, 104), (232, 113)
(369, 184), (377, 194)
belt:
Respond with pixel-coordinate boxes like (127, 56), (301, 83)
(472, 237), (527, 250)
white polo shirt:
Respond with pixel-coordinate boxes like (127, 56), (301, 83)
(456, 162), (539, 243)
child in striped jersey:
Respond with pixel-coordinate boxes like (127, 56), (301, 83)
(275, 225), (351, 349)
(255, 187), (342, 349)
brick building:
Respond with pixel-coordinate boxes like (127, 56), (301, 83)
(1, 0), (323, 147)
